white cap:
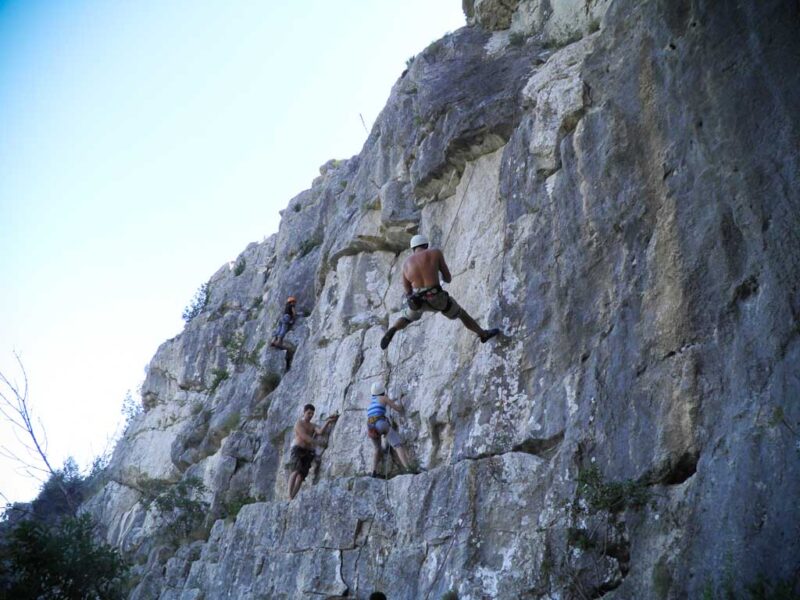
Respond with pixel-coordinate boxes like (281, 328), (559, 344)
(410, 234), (429, 249)
(370, 382), (386, 396)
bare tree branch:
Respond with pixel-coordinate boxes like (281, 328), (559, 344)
(0, 352), (75, 511)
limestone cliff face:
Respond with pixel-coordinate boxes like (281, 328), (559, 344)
(84, 1), (800, 598)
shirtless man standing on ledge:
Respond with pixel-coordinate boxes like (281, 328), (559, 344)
(286, 404), (338, 499)
(380, 234), (501, 350)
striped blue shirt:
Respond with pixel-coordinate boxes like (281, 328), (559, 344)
(367, 395), (386, 419)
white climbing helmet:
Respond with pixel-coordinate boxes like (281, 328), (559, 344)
(410, 234), (429, 249)
(371, 382), (386, 396)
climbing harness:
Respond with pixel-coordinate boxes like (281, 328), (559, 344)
(406, 285), (455, 314)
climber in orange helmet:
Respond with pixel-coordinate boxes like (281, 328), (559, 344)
(271, 296), (297, 348)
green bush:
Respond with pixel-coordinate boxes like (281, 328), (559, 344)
(509, 31), (526, 47)
(224, 331), (247, 365)
(245, 340), (266, 367)
(233, 258), (246, 276)
(0, 513), (128, 599)
(576, 465), (650, 513)
(209, 368), (229, 393)
(224, 333), (264, 368)
(182, 282), (210, 323)
(297, 237), (321, 258)
(138, 476), (209, 544)
(567, 527), (596, 551)
(259, 371), (281, 396)
(220, 411), (240, 435)
(221, 493), (257, 521)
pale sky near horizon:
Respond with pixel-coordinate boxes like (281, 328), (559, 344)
(0, 0), (465, 505)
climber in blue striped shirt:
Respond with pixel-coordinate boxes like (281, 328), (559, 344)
(366, 381), (413, 477)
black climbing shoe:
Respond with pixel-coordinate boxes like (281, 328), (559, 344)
(480, 328), (501, 343)
(371, 471), (387, 480)
(380, 328), (396, 350)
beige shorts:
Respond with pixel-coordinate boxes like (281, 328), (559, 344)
(368, 418), (404, 447)
(402, 289), (461, 322)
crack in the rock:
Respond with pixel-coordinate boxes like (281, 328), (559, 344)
(351, 518), (374, 598)
(463, 430), (566, 462)
(380, 251), (403, 318)
(512, 430), (566, 458)
(661, 340), (700, 361)
(342, 329), (368, 413)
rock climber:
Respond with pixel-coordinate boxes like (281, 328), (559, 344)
(271, 296), (297, 349)
(367, 382), (413, 477)
(380, 234), (501, 349)
(286, 404), (338, 499)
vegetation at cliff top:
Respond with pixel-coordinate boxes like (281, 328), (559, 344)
(182, 281), (210, 323)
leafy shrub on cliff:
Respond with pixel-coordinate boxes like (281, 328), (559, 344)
(296, 236), (322, 258)
(137, 476), (209, 544)
(221, 492), (257, 522)
(209, 367), (229, 392)
(577, 465), (650, 513)
(509, 31), (526, 47)
(224, 331), (246, 365)
(258, 371), (281, 397)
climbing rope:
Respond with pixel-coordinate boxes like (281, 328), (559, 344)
(441, 163), (478, 254)
(422, 510), (471, 600)
(352, 518), (374, 598)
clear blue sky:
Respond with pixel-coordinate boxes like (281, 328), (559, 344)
(0, 0), (465, 504)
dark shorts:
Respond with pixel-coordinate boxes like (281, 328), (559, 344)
(286, 445), (315, 478)
(402, 288), (461, 322)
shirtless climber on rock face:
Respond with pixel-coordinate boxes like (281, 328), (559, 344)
(286, 404), (338, 500)
(380, 234), (500, 350)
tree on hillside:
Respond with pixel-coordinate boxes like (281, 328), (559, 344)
(0, 354), (129, 598)
(0, 513), (128, 599)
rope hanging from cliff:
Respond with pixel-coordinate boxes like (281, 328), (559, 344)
(422, 510), (469, 600)
(441, 163), (478, 253)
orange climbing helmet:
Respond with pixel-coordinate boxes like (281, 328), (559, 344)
(287, 296), (297, 304)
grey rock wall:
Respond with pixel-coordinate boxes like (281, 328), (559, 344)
(84, 0), (800, 598)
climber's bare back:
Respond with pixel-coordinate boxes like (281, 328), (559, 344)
(402, 248), (452, 292)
